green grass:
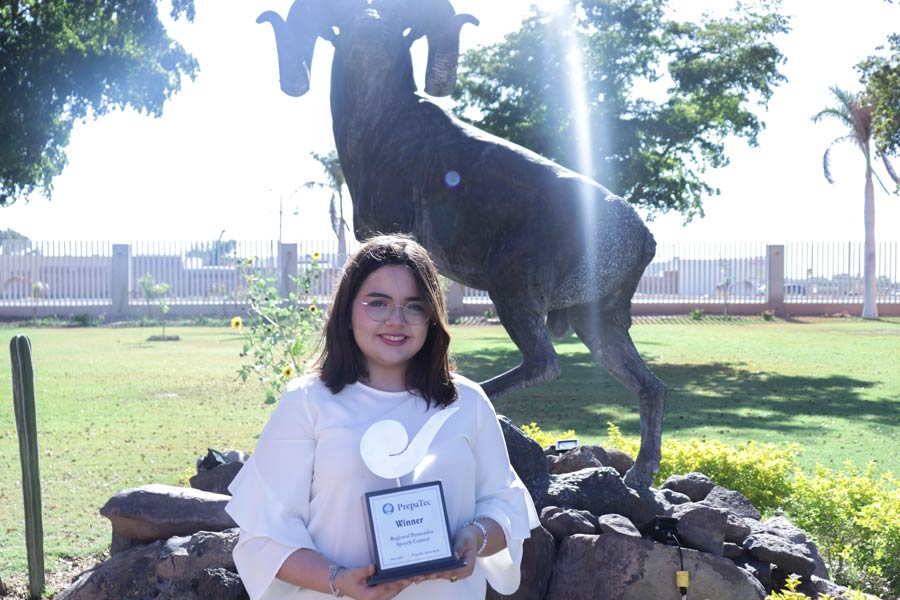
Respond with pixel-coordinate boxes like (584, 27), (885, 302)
(0, 317), (899, 589)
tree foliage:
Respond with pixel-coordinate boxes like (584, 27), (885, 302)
(452, 0), (789, 219)
(0, 0), (199, 206)
(858, 33), (900, 159)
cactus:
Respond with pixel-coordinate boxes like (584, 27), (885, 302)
(9, 334), (45, 598)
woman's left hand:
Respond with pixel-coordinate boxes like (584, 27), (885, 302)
(441, 524), (480, 583)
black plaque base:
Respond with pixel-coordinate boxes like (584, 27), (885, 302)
(367, 557), (466, 586)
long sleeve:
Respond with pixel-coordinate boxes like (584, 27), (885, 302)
(469, 386), (541, 595)
(225, 378), (319, 600)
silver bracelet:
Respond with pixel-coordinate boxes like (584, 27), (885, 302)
(465, 519), (488, 556)
(328, 564), (345, 597)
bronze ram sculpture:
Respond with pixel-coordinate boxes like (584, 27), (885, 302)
(257, 0), (667, 489)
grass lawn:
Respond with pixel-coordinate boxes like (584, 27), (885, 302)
(0, 317), (898, 592)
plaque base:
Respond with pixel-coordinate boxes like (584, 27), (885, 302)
(367, 557), (467, 586)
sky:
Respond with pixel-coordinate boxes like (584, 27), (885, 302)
(2, 0), (899, 246)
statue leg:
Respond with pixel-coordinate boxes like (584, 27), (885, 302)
(479, 295), (561, 400)
(567, 302), (667, 490)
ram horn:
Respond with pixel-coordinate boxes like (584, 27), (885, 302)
(257, 0), (337, 97)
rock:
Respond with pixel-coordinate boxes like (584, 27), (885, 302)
(734, 555), (773, 594)
(487, 526), (556, 600)
(671, 503), (728, 555)
(603, 448), (635, 477)
(549, 445), (608, 475)
(724, 512), (753, 544)
(545, 534), (765, 600)
(661, 472), (715, 502)
(546, 467), (671, 529)
(659, 488), (691, 505)
(195, 449), (248, 471)
(761, 516), (828, 579)
(189, 462), (244, 496)
(540, 507), (598, 540)
(699, 486), (762, 521)
(596, 514), (640, 537)
(723, 542), (743, 559)
(744, 533), (816, 579)
(100, 484), (235, 552)
(56, 529), (245, 600)
(499, 416), (551, 508)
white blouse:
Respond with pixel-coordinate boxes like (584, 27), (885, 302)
(225, 373), (539, 600)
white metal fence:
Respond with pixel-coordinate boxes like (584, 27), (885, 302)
(2, 240), (899, 316)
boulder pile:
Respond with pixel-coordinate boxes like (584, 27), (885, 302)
(56, 423), (869, 599)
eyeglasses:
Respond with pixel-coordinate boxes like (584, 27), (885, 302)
(358, 299), (431, 325)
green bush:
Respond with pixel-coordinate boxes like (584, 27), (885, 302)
(765, 575), (875, 599)
(520, 422), (576, 448)
(689, 308), (705, 320)
(235, 256), (325, 403)
(604, 423), (799, 515)
(787, 462), (900, 597)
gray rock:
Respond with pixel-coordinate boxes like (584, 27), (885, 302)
(195, 449), (248, 470)
(661, 472), (715, 502)
(550, 445), (608, 475)
(545, 534), (765, 600)
(546, 467), (671, 529)
(100, 484), (235, 550)
(56, 529), (245, 600)
(603, 448), (635, 477)
(659, 488), (691, 505)
(486, 526), (556, 600)
(597, 514), (641, 537)
(724, 512), (753, 543)
(540, 507), (598, 540)
(499, 416), (551, 508)
(762, 516), (828, 579)
(671, 503), (728, 555)
(733, 554), (773, 594)
(723, 542), (743, 559)
(190, 462), (244, 496)
(700, 486), (762, 521)
(744, 533), (816, 579)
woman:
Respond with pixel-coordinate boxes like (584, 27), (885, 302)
(226, 234), (538, 600)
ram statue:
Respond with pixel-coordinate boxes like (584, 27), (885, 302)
(257, 0), (667, 489)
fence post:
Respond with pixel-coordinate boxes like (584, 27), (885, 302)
(279, 243), (298, 299)
(767, 244), (785, 315)
(9, 335), (45, 599)
(109, 244), (131, 321)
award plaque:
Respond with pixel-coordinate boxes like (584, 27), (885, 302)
(365, 481), (466, 584)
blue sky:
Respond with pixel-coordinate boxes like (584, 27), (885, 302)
(2, 0), (898, 244)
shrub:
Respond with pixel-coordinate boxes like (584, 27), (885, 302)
(235, 256), (325, 403)
(689, 308), (704, 320)
(787, 462), (900, 596)
(762, 309), (776, 321)
(604, 423), (799, 515)
(520, 422), (576, 449)
(765, 575), (876, 599)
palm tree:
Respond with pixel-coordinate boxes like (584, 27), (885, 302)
(813, 86), (898, 319)
(304, 150), (349, 263)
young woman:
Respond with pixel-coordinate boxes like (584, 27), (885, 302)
(226, 235), (538, 600)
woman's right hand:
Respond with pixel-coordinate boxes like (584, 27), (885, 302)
(336, 564), (412, 600)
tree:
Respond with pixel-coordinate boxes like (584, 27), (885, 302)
(813, 87), (899, 320)
(304, 150), (349, 262)
(452, 0), (789, 219)
(0, 228), (33, 254)
(0, 0), (198, 206)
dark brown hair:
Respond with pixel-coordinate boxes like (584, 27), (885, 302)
(315, 234), (457, 407)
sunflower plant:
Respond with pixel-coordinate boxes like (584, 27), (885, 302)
(234, 255), (325, 403)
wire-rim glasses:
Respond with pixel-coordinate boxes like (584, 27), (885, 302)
(358, 299), (431, 325)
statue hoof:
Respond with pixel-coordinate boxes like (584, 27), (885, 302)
(623, 465), (654, 490)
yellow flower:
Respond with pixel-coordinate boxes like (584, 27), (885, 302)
(230, 316), (243, 330)
(244, 274), (255, 284)
(245, 257), (256, 266)
(281, 365), (296, 379)
(312, 251), (322, 261)
(309, 305), (318, 314)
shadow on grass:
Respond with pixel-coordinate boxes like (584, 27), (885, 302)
(454, 339), (900, 442)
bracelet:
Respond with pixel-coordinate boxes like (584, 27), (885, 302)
(328, 564), (345, 597)
(465, 519), (488, 556)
